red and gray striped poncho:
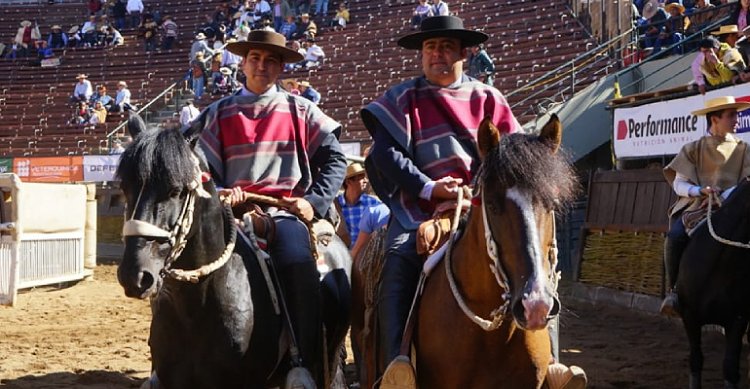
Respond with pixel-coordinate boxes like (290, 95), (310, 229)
(362, 76), (522, 230)
(198, 86), (341, 200)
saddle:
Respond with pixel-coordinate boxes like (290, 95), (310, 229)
(416, 200), (470, 256)
(681, 196), (722, 236)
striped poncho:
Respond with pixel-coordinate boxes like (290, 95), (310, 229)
(196, 86), (345, 216)
(361, 76), (522, 230)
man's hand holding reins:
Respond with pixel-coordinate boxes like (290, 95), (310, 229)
(218, 186), (245, 207)
(281, 196), (315, 223)
(431, 176), (464, 200)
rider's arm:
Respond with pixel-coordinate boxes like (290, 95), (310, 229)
(306, 130), (347, 218)
(370, 124), (433, 200)
(673, 173), (702, 197)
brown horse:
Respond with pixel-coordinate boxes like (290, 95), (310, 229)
(352, 115), (578, 388)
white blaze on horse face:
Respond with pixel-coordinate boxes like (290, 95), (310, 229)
(506, 186), (553, 330)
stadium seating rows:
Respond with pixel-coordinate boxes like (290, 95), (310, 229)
(0, 0), (607, 156)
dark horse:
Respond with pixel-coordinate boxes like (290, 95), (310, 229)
(116, 116), (351, 388)
(352, 115), (579, 388)
(677, 177), (750, 389)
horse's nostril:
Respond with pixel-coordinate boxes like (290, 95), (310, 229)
(137, 270), (155, 293)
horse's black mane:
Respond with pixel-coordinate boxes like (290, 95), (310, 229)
(481, 133), (578, 210)
(116, 127), (196, 190)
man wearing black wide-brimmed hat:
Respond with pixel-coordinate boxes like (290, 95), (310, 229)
(361, 14), (523, 385)
(361, 15), (586, 389)
(187, 29), (347, 388)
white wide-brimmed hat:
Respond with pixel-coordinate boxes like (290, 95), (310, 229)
(691, 96), (750, 116)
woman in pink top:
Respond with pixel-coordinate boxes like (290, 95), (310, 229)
(729, 0), (750, 31)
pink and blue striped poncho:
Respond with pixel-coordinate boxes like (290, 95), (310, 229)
(362, 76), (521, 230)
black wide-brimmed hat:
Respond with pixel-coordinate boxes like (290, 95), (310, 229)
(225, 30), (303, 63)
(397, 15), (488, 50)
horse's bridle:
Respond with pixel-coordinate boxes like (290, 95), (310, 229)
(443, 183), (560, 332)
(121, 153), (236, 283)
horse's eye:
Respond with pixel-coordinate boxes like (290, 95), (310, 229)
(169, 188), (182, 198)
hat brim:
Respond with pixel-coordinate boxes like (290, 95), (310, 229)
(397, 29), (488, 50)
(665, 4), (685, 13)
(691, 102), (750, 116)
(711, 29), (740, 36)
(226, 41), (304, 63)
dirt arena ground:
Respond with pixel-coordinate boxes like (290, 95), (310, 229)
(0, 260), (745, 389)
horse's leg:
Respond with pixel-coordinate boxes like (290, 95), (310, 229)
(722, 318), (748, 389)
(683, 318), (703, 389)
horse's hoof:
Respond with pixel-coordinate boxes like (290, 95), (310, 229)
(380, 356), (417, 389)
(546, 363), (587, 389)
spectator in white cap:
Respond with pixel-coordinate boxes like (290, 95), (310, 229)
(71, 74), (93, 103)
(112, 81), (132, 112)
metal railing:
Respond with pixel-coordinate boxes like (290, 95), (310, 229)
(506, 28), (633, 117)
(104, 80), (181, 152)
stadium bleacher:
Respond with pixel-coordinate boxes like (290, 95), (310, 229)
(0, 0), (607, 156)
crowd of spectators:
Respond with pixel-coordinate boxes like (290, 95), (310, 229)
(636, 0), (737, 57)
(631, 0), (750, 95)
(68, 74), (134, 125)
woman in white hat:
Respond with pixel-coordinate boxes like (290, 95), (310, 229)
(662, 96), (750, 316)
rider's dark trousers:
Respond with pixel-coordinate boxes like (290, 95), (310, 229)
(377, 220), (422, 368)
(665, 214), (689, 289)
(271, 214), (321, 372)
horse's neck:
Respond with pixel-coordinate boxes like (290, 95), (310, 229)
(452, 210), (506, 301)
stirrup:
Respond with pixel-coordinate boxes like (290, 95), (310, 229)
(380, 355), (417, 389)
(659, 292), (680, 318)
(284, 366), (317, 389)
(546, 363), (587, 389)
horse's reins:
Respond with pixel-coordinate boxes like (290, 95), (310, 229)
(121, 153), (237, 283)
(444, 186), (511, 331)
(706, 192), (750, 249)
(444, 185), (560, 332)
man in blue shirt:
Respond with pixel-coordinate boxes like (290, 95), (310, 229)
(336, 162), (382, 248)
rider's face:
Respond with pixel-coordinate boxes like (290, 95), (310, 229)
(421, 37), (466, 87)
(712, 109), (739, 136)
(241, 49), (283, 94)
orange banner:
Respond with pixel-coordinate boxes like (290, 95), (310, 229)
(13, 157), (84, 183)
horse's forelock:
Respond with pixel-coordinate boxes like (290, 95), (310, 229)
(116, 128), (196, 190)
(481, 133), (578, 210)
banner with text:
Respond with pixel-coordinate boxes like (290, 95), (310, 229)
(14, 157), (84, 183)
(613, 83), (750, 158)
(83, 155), (120, 182)
(0, 159), (13, 174)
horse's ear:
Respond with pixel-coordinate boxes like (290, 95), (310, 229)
(127, 113), (148, 138)
(478, 116), (501, 160)
(539, 113), (562, 154)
